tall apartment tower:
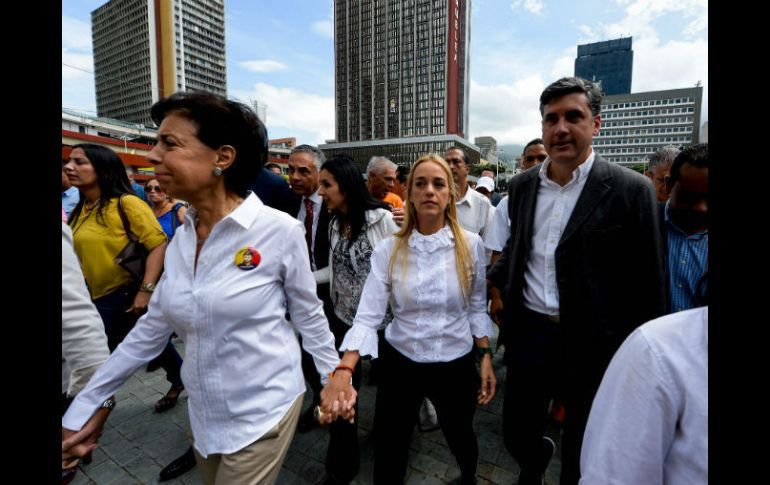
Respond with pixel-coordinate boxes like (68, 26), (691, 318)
(334, 0), (471, 142)
(324, 0), (478, 169)
(91, 0), (226, 126)
(574, 37), (632, 96)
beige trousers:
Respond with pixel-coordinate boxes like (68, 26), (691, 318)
(193, 394), (304, 485)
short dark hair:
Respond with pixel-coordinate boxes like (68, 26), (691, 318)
(522, 138), (544, 154)
(150, 91), (268, 198)
(669, 143), (708, 185)
(396, 165), (410, 183)
(446, 146), (469, 163)
(540, 77), (603, 117)
(265, 162), (281, 171)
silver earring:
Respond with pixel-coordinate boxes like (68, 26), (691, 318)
(213, 166), (223, 177)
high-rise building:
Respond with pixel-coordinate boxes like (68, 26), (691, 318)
(91, 0), (226, 126)
(575, 37), (633, 96)
(324, 0), (477, 169)
(474, 136), (497, 163)
(593, 86), (702, 165)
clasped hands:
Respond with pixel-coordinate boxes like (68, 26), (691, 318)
(317, 371), (357, 425)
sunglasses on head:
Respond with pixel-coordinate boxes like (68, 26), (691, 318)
(146, 185), (164, 193)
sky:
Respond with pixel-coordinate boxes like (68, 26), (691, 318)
(62, 0), (708, 148)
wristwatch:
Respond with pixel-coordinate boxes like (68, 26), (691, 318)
(139, 282), (156, 293)
(100, 398), (116, 411)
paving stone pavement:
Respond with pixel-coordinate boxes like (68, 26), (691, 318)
(70, 333), (562, 485)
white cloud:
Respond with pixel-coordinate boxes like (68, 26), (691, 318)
(312, 19), (334, 39)
(468, 76), (546, 144)
(511, 0), (545, 16)
(231, 83), (334, 145)
(239, 60), (288, 73)
(62, 15), (92, 51)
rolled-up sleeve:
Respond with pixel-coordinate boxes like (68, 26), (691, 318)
(123, 195), (167, 251)
(339, 238), (393, 358)
(282, 224), (339, 385)
(469, 236), (493, 338)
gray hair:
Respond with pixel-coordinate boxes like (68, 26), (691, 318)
(291, 144), (326, 171)
(648, 145), (680, 169)
(367, 156), (397, 175)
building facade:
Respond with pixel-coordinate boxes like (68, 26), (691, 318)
(91, 0), (226, 126)
(474, 135), (497, 164)
(593, 86), (703, 165)
(320, 134), (480, 172)
(332, 0), (471, 142)
(575, 37), (633, 96)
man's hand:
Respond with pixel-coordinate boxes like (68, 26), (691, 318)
(320, 371), (357, 423)
(391, 207), (405, 226)
(489, 286), (504, 326)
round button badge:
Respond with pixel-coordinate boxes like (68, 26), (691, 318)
(234, 246), (261, 271)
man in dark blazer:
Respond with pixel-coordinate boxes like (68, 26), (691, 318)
(285, 144), (335, 432)
(487, 77), (666, 485)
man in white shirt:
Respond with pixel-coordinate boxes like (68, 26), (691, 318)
(445, 147), (493, 238)
(580, 306), (708, 485)
(487, 77), (666, 485)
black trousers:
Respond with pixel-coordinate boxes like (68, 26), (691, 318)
(373, 339), (479, 485)
(502, 308), (596, 485)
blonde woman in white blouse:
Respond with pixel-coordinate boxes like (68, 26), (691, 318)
(332, 154), (496, 485)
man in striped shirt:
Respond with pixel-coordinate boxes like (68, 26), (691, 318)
(662, 143), (708, 313)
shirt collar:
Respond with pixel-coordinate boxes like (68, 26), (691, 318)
(306, 190), (322, 204)
(185, 191), (263, 230)
(456, 185), (479, 206)
(538, 148), (596, 187)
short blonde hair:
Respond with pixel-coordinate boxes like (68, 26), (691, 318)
(388, 154), (473, 302)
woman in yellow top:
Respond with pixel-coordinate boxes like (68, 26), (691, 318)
(64, 144), (173, 376)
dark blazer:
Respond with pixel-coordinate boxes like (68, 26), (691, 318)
(287, 193), (333, 311)
(488, 155), (666, 374)
(247, 168), (294, 215)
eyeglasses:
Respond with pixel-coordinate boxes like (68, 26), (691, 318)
(146, 186), (164, 193)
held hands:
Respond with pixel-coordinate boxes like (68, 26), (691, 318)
(319, 370), (357, 425)
(477, 355), (497, 405)
(61, 406), (112, 464)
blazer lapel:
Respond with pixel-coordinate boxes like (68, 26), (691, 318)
(559, 156), (612, 245)
(521, 171), (540, 252)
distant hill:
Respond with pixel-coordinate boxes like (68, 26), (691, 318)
(498, 144), (525, 163)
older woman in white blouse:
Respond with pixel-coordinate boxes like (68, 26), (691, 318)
(62, 92), (354, 485)
(331, 154), (496, 485)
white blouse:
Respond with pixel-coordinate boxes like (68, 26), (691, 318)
(62, 193), (340, 457)
(340, 225), (493, 363)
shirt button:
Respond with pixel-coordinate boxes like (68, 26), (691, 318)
(678, 284), (683, 288)
(681, 260), (686, 264)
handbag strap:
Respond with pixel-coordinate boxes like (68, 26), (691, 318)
(116, 195), (139, 243)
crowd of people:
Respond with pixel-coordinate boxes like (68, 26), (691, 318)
(62, 76), (708, 485)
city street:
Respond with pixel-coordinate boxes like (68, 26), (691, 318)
(69, 334), (562, 485)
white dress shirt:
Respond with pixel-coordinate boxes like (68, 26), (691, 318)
(63, 193), (340, 457)
(523, 152), (595, 315)
(340, 226), (493, 363)
(580, 307), (708, 485)
(455, 186), (492, 237)
(62, 223), (109, 396)
(297, 190), (322, 269)
(484, 195), (511, 253)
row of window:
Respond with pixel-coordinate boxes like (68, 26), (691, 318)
(595, 135), (691, 147)
(604, 106), (695, 119)
(599, 126), (692, 138)
(602, 116), (694, 128)
(601, 97), (696, 111)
